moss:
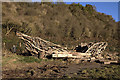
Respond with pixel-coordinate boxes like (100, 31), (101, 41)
(18, 56), (42, 63)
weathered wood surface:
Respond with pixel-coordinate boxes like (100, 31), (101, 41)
(16, 32), (68, 57)
(85, 42), (108, 56)
(16, 32), (120, 64)
(99, 60), (118, 64)
(16, 32), (108, 60)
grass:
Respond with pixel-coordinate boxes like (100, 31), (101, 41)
(18, 56), (42, 63)
(2, 52), (43, 66)
(2, 50), (65, 66)
(2, 56), (13, 65)
(2, 50), (120, 78)
(78, 65), (120, 78)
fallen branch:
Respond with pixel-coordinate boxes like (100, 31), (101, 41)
(5, 27), (14, 36)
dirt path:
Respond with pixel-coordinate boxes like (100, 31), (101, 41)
(2, 59), (106, 78)
(2, 53), (120, 78)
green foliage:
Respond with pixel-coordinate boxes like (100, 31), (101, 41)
(78, 65), (120, 78)
(85, 4), (94, 14)
(2, 2), (119, 53)
(18, 56), (42, 63)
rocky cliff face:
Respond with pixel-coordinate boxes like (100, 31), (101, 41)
(2, 2), (119, 52)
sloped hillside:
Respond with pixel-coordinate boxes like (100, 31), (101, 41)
(2, 2), (119, 53)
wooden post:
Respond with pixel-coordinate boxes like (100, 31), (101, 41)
(19, 42), (21, 47)
(3, 42), (5, 48)
(38, 51), (45, 59)
(38, 52), (40, 59)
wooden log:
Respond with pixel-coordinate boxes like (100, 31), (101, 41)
(100, 60), (118, 64)
(16, 32), (108, 60)
(104, 61), (111, 64)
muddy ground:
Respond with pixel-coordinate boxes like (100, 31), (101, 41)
(2, 53), (120, 79)
(2, 61), (104, 78)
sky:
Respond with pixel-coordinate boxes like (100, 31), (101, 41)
(73, 2), (118, 22)
(32, 0), (119, 22)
